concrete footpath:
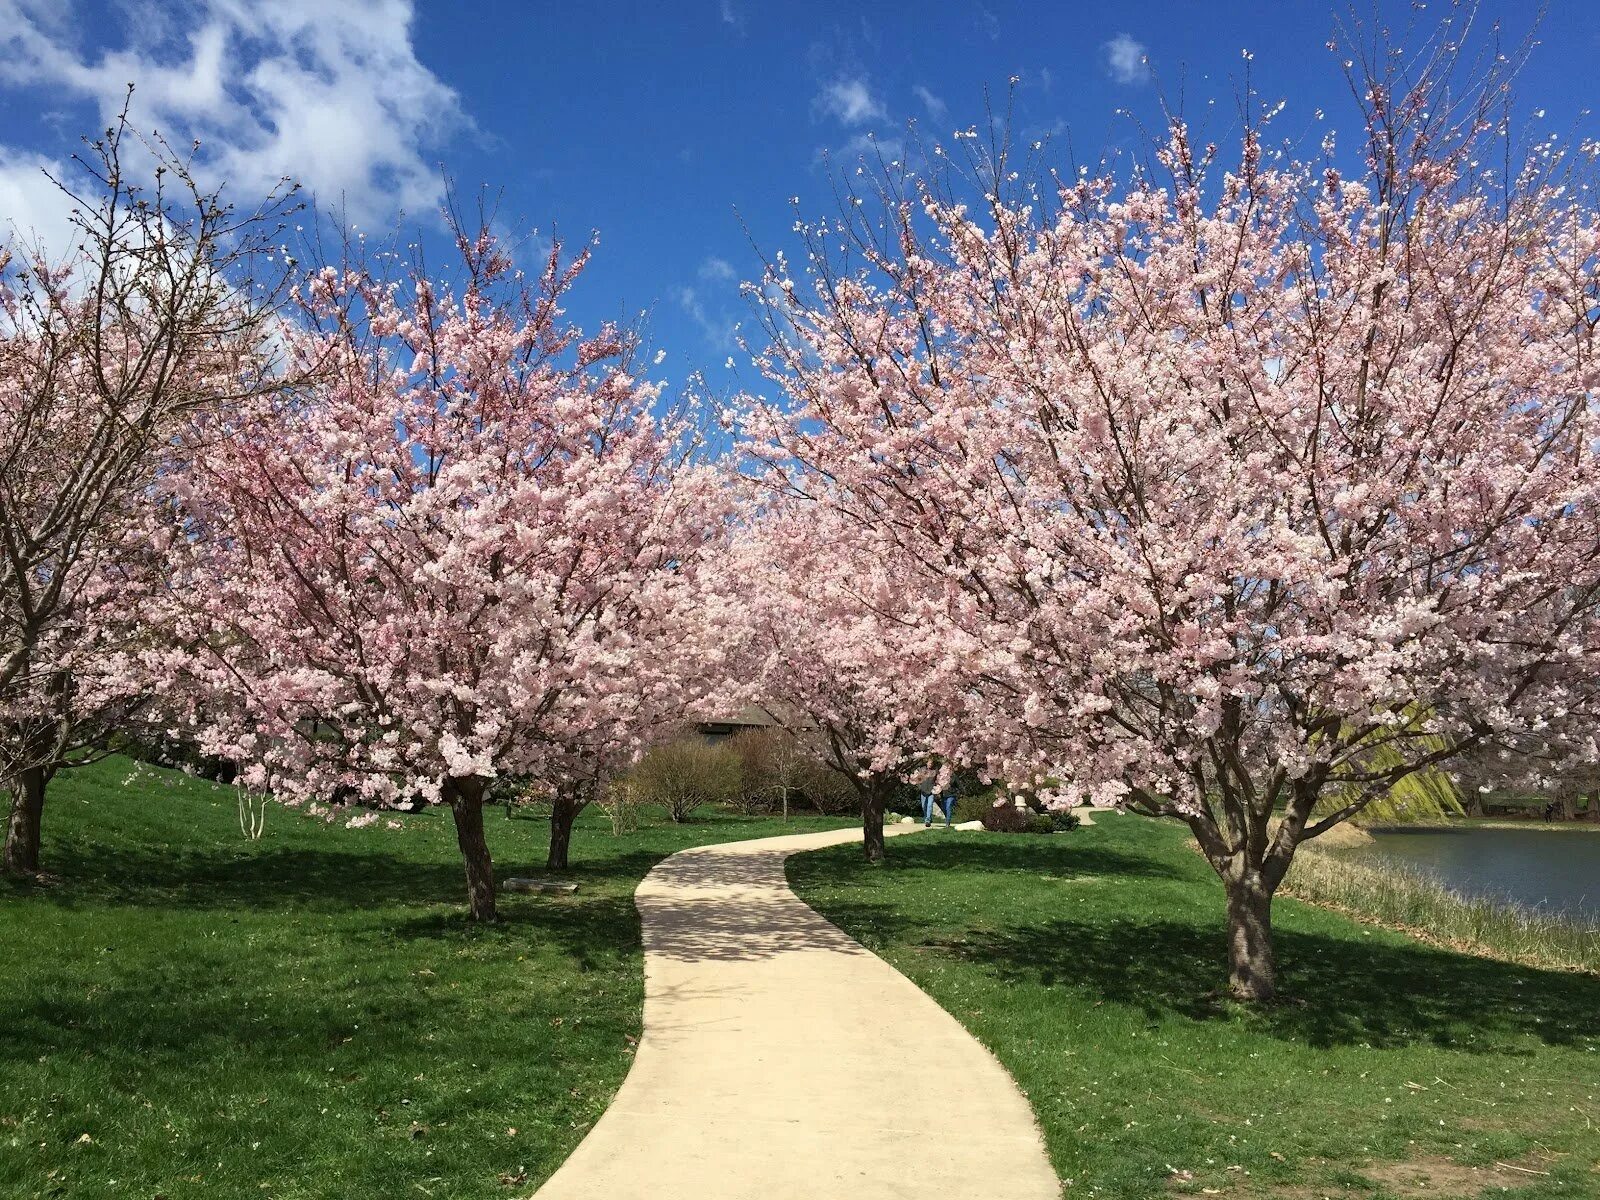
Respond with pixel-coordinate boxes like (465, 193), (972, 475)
(531, 824), (1061, 1199)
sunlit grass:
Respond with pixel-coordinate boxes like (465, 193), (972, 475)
(790, 816), (1600, 1199)
(0, 756), (849, 1200)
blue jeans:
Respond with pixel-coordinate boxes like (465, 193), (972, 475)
(921, 793), (955, 825)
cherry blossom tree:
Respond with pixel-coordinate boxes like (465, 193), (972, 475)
(749, 38), (1600, 998)
(539, 677), (715, 871)
(0, 103), (295, 876)
(718, 498), (940, 863)
(162, 228), (725, 920)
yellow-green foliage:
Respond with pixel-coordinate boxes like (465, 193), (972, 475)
(1317, 717), (1464, 824)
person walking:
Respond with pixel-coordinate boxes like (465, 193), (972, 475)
(919, 771), (956, 828)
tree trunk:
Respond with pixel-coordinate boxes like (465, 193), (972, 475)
(861, 783), (886, 865)
(445, 776), (496, 921)
(1464, 791), (1484, 819)
(1587, 792), (1600, 824)
(1225, 875), (1276, 1003)
(548, 792), (580, 871)
(1558, 792), (1578, 822)
(3, 765), (47, 877)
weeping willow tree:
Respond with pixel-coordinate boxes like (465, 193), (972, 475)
(1315, 726), (1465, 824)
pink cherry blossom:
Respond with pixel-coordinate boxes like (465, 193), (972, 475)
(747, 50), (1600, 999)
(158, 227), (727, 919)
(711, 495), (947, 861)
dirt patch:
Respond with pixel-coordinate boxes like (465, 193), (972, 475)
(1210, 1155), (1559, 1199)
(1455, 1114), (1516, 1133)
(1361, 1156), (1548, 1197)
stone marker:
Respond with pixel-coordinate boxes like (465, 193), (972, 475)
(504, 877), (579, 894)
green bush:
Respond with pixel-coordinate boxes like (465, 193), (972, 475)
(953, 791), (1001, 824)
(1048, 809), (1081, 832)
(980, 802), (1033, 833)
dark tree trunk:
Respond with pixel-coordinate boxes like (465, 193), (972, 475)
(3, 765), (47, 877)
(548, 792), (581, 871)
(444, 776), (496, 921)
(1558, 792), (1578, 822)
(1587, 792), (1600, 824)
(860, 783), (886, 865)
(1465, 791), (1485, 819)
(1224, 874), (1276, 1003)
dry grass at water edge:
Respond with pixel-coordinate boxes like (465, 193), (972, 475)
(1283, 843), (1600, 975)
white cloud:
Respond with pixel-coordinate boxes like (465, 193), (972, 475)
(815, 77), (886, 126)
(840, 132), (904, 164)
(0, 146), (85, 258)
(912, 84), (946, 120)
(718, 0), (743, 30)
(698, 256), (737, 283)
(674, 284), (738, 352)
(1103, 33), (1151, 86)
(0, 0), (466, 229)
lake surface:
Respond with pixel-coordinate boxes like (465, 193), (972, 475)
(1349, 827), (1600, 920)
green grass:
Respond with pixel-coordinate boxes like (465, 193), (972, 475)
(0, 756), (850, 1200)
(790, 818), (1600, 1199)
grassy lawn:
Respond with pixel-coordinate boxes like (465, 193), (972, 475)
(790, 817), (1600, 1199)
(0, 756), (849, 1200)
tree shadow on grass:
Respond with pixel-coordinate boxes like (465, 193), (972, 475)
(384, 892), (647, 975)
(813, 895), (1600, 1052)
(25, 841), (675, 916)
(795, 834), (1193, 886)
(2, 869), (660, 1066)
(798, 831), (1600, 1051)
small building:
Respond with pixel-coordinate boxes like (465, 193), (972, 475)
(695, 706), (787, 743)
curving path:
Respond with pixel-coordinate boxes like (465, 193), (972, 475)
(531, 824), (1060, 1200)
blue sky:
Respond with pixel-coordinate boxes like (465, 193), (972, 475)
(2, 0), (1597, 391)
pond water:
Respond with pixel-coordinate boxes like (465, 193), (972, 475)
(1347, 827), (1600, 920)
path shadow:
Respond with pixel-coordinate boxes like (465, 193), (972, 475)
(642, 891), (865, 963)
(645, 846), (801, 890)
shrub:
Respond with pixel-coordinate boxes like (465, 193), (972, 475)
(725, 727), (793, 815)
(979, 800), (1076, 834)
(979, 802), (1034, 833)
(1048, 808), (1081, 833)
(795, 758), (859, 815)
(954, 790), (1001, 824)
(598, 779), (639, 835)
(626, 738), (742, 822)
